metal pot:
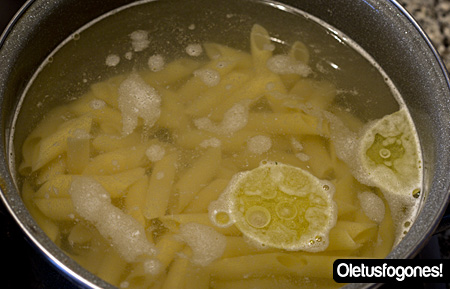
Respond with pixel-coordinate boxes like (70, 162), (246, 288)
(0, 0), (449, 288)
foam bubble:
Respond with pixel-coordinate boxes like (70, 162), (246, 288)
(186, 43), (203, 56)
(70, 176), (157, 262)
(267, 54), (312, 76)
(358, 191), (385, 223)
(118, 73), (161, 135)
(148, 54), (165, 72)
(178, 222), (226, 266)
(194, 102), (249, 135)
(295, 153), (310, 162)
(146, 144), (165, 162)
(194, 68), (220, 87)
(247, 135), (272, 154)
(90, 99), (106, 110)
(200, 137), (221, 148)
(106, 54), (120, 67)
(130, 30), (150, 52)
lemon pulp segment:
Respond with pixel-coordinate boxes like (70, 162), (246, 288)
(359, 108), (421, 197)
(209, 162), (337, 252)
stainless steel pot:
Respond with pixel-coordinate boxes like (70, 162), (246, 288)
(1, 0), (449, 288)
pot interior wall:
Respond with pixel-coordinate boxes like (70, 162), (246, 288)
(1, 0), (449, 288)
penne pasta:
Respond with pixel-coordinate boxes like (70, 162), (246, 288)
(145, 152), (178, 219)
(174, 147), (222, 212)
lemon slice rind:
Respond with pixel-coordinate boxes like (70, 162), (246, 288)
(209, 162), (337, 252)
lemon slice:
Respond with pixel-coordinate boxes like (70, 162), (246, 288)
(359, 108), (422, 197)
(209, 162), (337, 252)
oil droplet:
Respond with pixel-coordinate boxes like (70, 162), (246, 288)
(215, 212), (231, 226)
(245, 206), (271, 228)
(379, 148), (391, 159)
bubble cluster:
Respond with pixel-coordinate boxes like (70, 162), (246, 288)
(70, 176), (158, 263)
(118, 73), (161, 135)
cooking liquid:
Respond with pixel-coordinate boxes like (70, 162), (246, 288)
(11, 0), (423, 288)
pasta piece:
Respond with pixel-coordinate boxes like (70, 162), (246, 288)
(250, 24), (273, 72)
(93, 167), (146, 198)
(183, 178), (230, 213)
(141, 58), (202, 87)
(159, 214), (241, 236)
(68, 222), (93, 245)
(35, 156), (67, 185)
(22, 182), (59, 242)
(156, 88), (189, 130)
(211, 277), (303, 289)
(175, 129), (259, 152)
(32, 116), (93, 171)
(34, 197), (76, 221)
(96, 248), (128, 286)
(82, 143), (149, 175)
(245, 112), (328, 136)
(90, 74), (127, 108)
(176, 57), (238, 103)
(89, 105), (124, 135)
(125, 177), (149, 227)
(203, 43), (252, 70)
(145, 153), (178, 219)
(35, 174), (72, 198)
(208, 72), (287, 122)
(183, 265), (210, 289)
(373, 199), (395, 258)
(154, 233), (186, 269)
(67, 132), (91, 174)
(185, 71), (251, 117)
(288, 79), (336, 110)
(20, 106), (71, 173)
(210, 253), (366, 281)
(161, 249), (191, 289)
(300, 136), (334, 179)
(222, 236), (278, 258)
(92, 132), (141, 153)
(174, 147), (222, 212)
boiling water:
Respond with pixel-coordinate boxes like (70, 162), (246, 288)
(11, 0), (423, 288)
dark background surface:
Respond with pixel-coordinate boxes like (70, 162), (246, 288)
(0, 0), (449, 288)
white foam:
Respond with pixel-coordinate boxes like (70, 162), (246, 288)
(266, 54), (312, 76)
(178, 222), (226, 266)
(358, 191), (385, 223)
(247, 135), (272, 154)
(194, 102), (249, 135)
(124, 51), (133, 60)
(146, 144), (165, 162)
(105, 54), (120, 67)
(194, 68), (220, 87)
(130, 30), (150, 52)
(290, 138), (304, 151)
(148, 54), (165, 72)
(70, 176), (157, 262)
(186, 43), (203, 56)
(72, 129), (91, 140)
(200, 137), (221, 148)
(90, 99), (106, 110)
(118, 73), (161, 135)
(295, 152), (310, 162)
